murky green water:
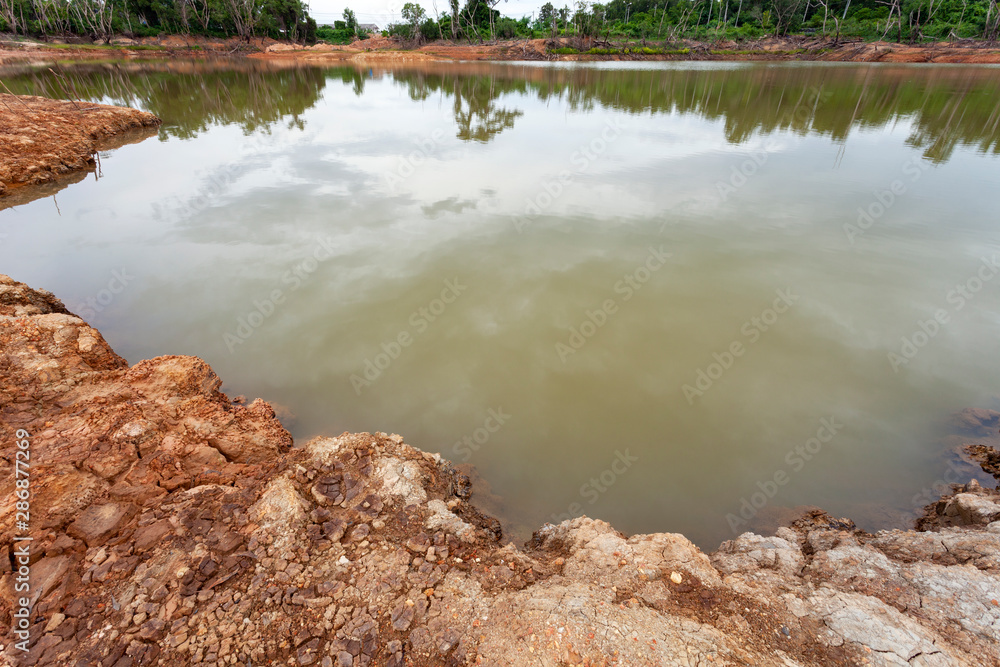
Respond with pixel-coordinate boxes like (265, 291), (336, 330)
(3, 60), (1000, 547)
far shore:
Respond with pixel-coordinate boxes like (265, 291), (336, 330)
(3, 33), (1000, 65)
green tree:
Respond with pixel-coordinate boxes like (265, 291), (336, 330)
(343, 7), (357, 34)
(421, 15), (442, 37)
(402, 1), (427, 36)
(558, 4), (570, 29)
(536, 1), (557, 31)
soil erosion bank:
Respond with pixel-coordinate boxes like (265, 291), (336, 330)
(5, 34), (1000, 65)
(0, 94), (160, 207)
(1, 273), (999, 666)
(259, 36), (1000, 64)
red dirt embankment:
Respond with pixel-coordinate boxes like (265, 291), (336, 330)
(0, 34), (277, 65)
(0, 94), (160, 202)
(254, 35), (1000, 64)
(4, 33), (1000, 65)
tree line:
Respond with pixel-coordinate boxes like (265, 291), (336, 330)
(0, 0), (316, 42)
(378, 0), (1000, 43)
(3, 0), (998, 44)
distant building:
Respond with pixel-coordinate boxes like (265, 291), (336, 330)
(358, 24), (380, 33)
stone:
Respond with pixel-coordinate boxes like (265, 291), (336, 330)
(405, 533), (431, 553)
(44, 612), (66, 633)
(138, 618), (166, 640)
(26, 556), (71, 606)
(45, 534), (79, 556)
(251, 477), (310, 549)
(347, 524), (370, 542)
(424, 500), (476, 542)
(296, 637), (321, 664)
(133, 519), (172, 552)
(390, 601), (414, 632)
(68, 503), (134, 547)
(943, 493), (1000, 525)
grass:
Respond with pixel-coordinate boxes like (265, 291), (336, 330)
(552, 45), (691, 56)
(709, 48), (808, 55)
(40, 42), (187, 51)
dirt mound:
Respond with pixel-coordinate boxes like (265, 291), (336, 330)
(1, 273), (999, 666)
(350, 35), (400, 50)
(0, 94), (160, 204)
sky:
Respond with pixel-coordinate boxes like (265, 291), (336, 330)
(307, 0), (543, 26)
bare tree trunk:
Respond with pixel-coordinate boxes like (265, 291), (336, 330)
(31, 0), (50, 35)
(226, 0), (259, 39)
(657, 0), (668, 36)
(984, 0), (999, 40)
(0, 0), (22, 35)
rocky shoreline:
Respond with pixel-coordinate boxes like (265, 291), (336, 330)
(0, 94), (161, 207)
(0, 273), (999, 666)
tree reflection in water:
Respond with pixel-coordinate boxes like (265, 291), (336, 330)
(3, 60), (999, 161)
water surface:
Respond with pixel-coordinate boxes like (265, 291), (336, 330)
(2, 59), (1000, 547)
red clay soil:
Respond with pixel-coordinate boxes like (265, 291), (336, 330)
(254, 35), (1000, 64)
(0, 34), (278, 65)
(4, 33), (1000, 65)
(0, 94), (161, 200)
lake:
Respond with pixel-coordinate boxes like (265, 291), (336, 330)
(2, 58), (999, 548)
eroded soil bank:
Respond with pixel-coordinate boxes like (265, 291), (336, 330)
(4, 34), (1000, 66)
(0, 273), (999, 666)
(258, 35), (1000, 64)
(0, 94), (160, 206)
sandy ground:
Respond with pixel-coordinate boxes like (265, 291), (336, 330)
(0, 33), (278, 65)
(0, 93), (160, 207)
(255, 35), (1000, 64)
(3, 33), (1000, 66)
